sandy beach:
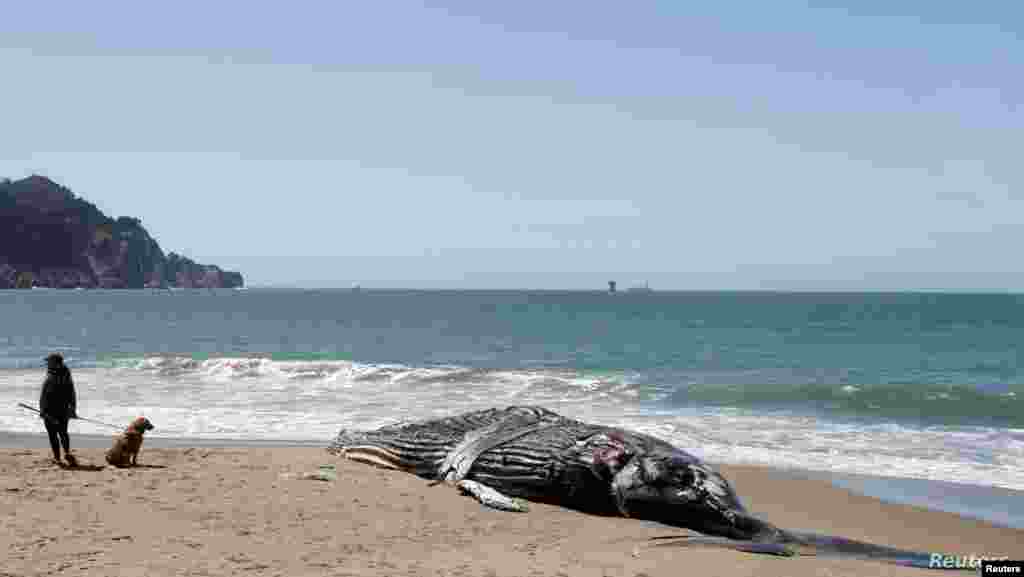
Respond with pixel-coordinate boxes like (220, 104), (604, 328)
(1, 443), (1020, 577)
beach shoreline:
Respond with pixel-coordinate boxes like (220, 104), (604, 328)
(2, 443), (1021, 576)
(5, 428), (1022, 531)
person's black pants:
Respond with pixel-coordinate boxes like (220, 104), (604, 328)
(44, 418), (70, 460)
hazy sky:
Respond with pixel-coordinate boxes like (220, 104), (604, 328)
(2, 1), (1021, 290)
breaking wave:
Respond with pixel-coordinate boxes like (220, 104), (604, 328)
(1, 355), (1022, 491)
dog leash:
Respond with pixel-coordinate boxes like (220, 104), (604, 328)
(73, 414), (124, 430)
(17, 403), (123, 430)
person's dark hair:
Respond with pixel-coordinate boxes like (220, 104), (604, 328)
(45, 353), (64, 368)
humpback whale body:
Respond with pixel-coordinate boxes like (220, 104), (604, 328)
(328, 406), (966, 571)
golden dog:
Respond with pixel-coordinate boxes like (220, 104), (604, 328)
(106, 417), (154, 467)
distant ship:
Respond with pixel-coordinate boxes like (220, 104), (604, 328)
(627, 281), (654, 293)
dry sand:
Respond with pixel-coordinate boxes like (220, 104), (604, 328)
(1, 446), (1020, 577)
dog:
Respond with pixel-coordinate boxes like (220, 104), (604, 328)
(106, 417), (155, 467)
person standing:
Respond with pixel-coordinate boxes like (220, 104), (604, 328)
(39, 353), (77, 467)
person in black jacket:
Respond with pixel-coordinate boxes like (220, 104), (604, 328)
(39, 353), (78, 466)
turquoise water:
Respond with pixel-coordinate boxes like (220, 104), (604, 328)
(1, 288), (1022, 490)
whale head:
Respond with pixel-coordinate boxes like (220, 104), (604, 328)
(611, 450), (781, 541)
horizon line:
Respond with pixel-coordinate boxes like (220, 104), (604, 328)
(243, 285), (1024, 295)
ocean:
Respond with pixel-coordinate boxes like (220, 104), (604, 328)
(2, 289), (1022, 506)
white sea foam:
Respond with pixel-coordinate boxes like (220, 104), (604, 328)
(1, 356), (1022, 491)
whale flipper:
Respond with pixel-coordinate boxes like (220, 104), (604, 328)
(456, 479), (530, 512)
(648, 535), (796, 557)
(783, 531), (976, 571)
(438, 414), (557, 482)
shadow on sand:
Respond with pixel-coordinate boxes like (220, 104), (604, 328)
(58, 462), (106, 472)
(56, 462), (168, 471)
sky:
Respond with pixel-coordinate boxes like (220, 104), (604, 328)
(1, 1), (1022, 290)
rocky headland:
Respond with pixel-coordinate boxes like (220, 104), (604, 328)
(0, 175), (243, 289)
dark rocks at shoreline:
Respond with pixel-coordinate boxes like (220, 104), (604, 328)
(0, 175), (244, 289)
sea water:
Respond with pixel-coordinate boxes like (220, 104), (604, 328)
(1, 288), (1022, 495)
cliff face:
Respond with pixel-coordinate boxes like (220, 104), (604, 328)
(0, 175), (244, 289)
